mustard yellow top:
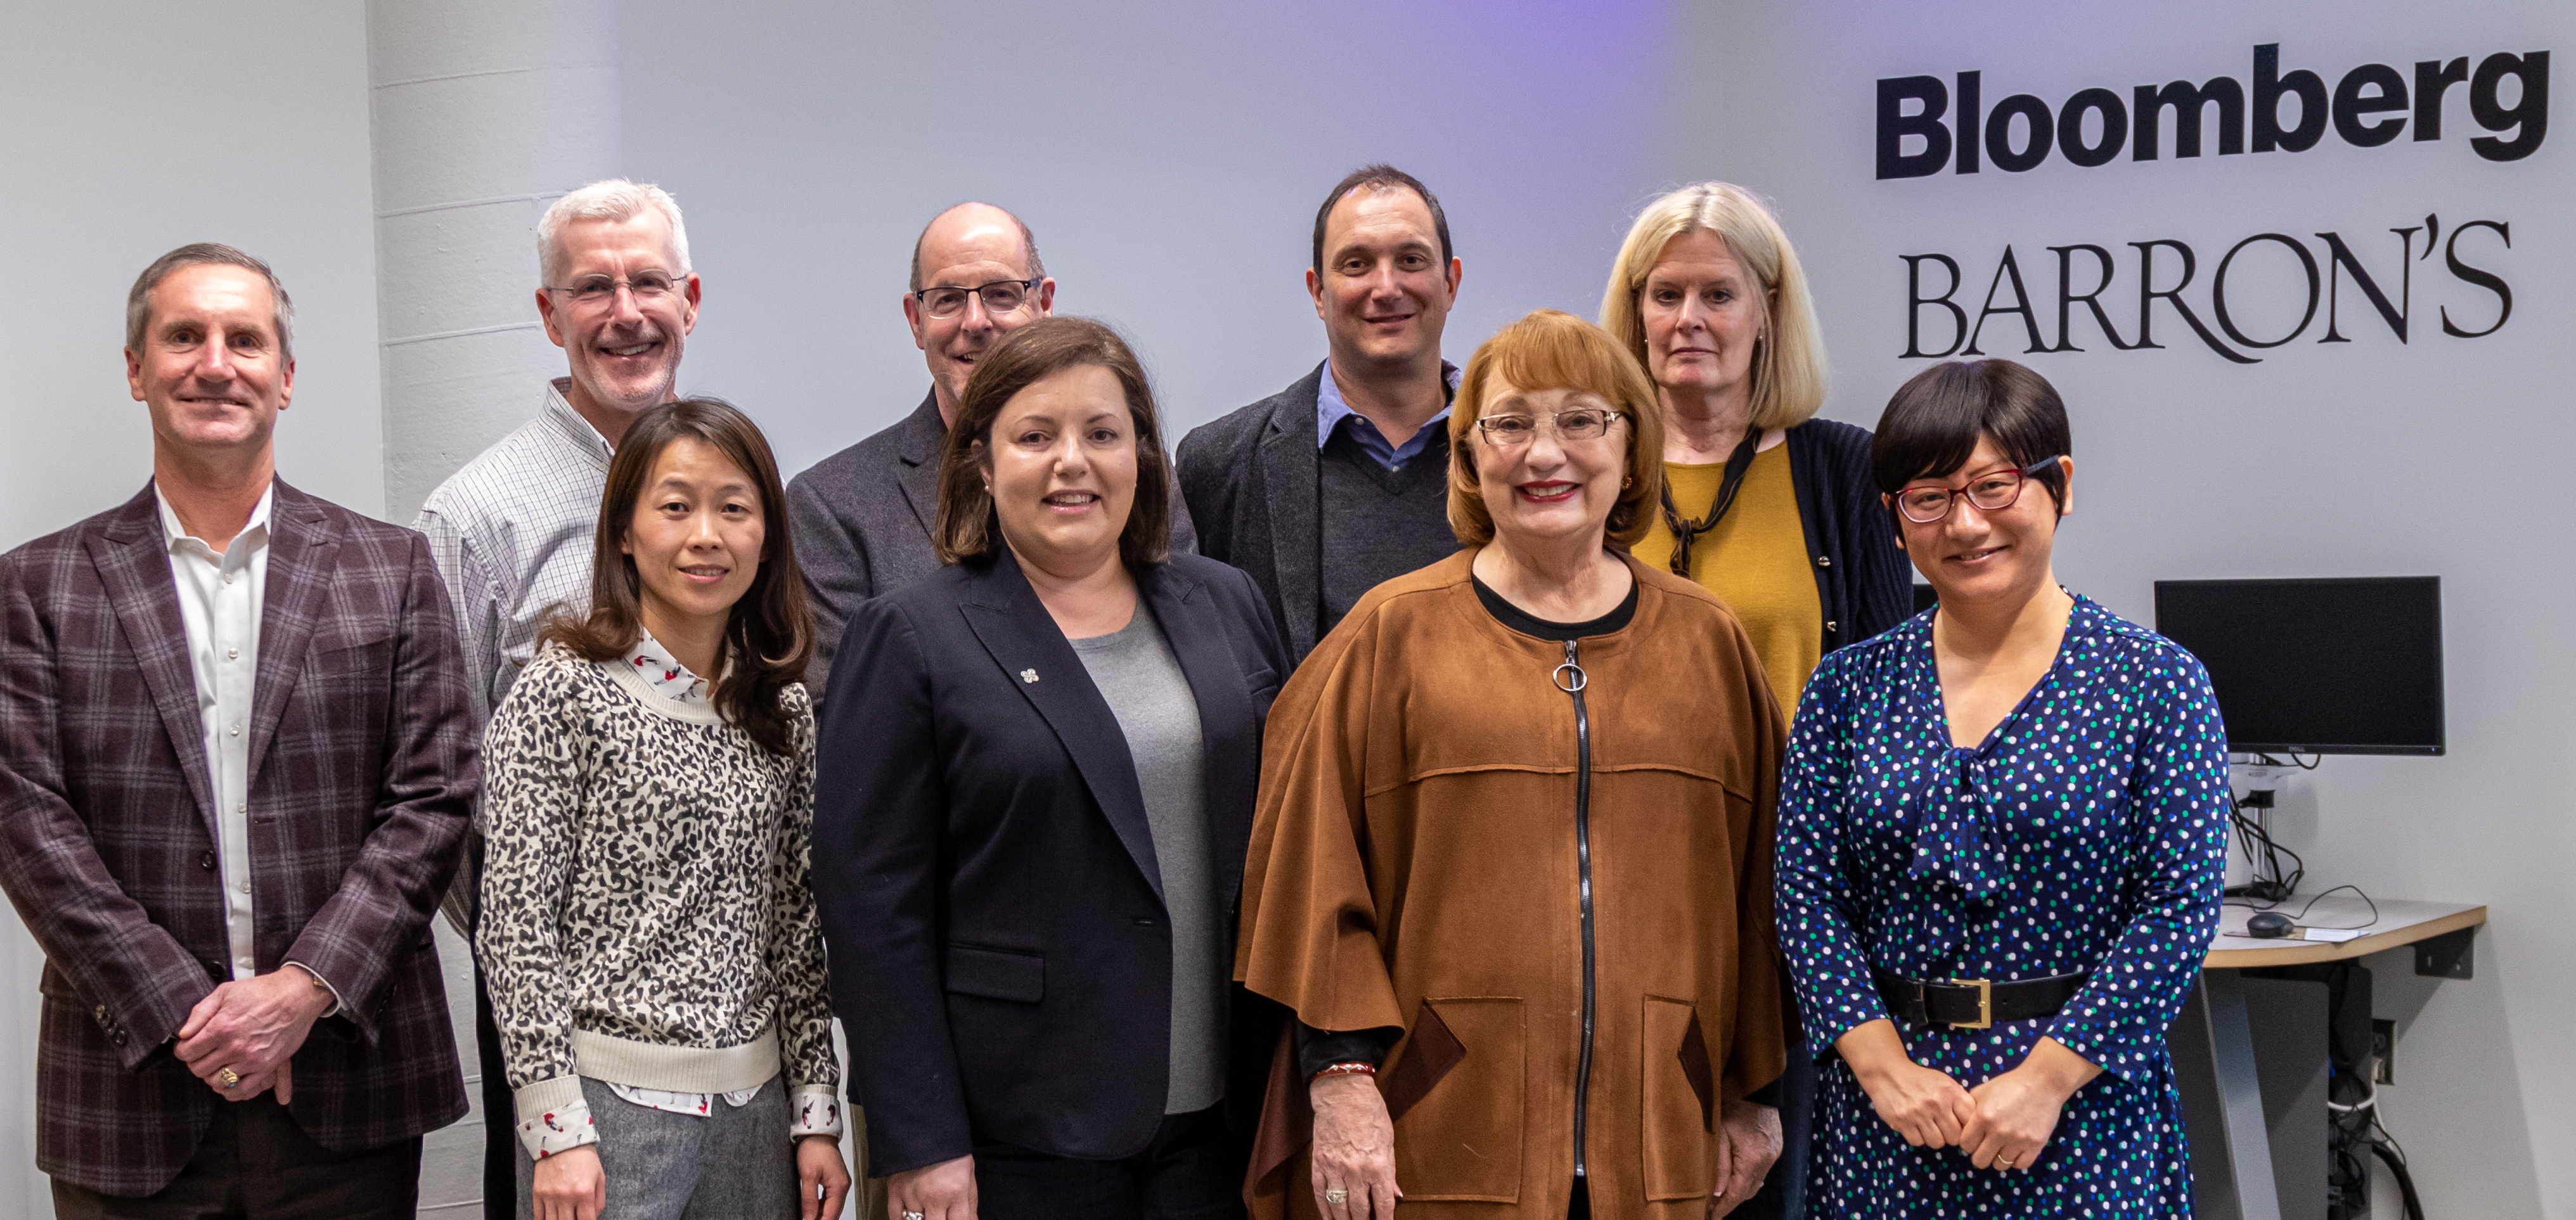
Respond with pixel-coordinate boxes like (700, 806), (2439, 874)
(1633, 444), (1823, 717)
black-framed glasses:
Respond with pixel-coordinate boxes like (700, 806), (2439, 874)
(914, 279), (1040, 319)
(546, 271), (686, 307)
(1892, 456), (2063, 523)
(1473, 408), (1628, 448)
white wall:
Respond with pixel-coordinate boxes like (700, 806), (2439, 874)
(613, 0), (1698, 477)
(0, 4), (385, 1216)
(6, 2), (1710, 1213)
(1681, 2), (2570, 1215)
(11, 3), (2566, 1218)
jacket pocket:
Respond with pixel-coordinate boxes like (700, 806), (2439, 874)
(1389, 996), (1523, 1204)
(1641, 995), (1714, 1201)
(943, 944), (1043, 1003)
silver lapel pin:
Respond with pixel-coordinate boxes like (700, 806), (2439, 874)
(1020, 669), (1040, 684)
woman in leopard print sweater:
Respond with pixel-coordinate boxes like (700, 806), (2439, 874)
(478, 399), (849, 1220)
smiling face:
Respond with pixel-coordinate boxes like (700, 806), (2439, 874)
(1308, 186), (1460, 373)
(1640, 228), (1766, 401)
(538, 210), (700, 426)
(906, 204), (1055, 421)
(1469, 376), (1630, 555)
(620, 436), (764, 643)
(127, 262), (295, 458)
(1895, 433), (2073, 607)
(980, 363), (1138, 574)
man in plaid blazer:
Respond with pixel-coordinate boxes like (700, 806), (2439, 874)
(0, 244), (475, 1216)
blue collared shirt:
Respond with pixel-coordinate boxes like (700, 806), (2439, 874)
(1313, 359), (1464, 471)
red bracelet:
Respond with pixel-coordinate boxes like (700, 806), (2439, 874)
(1312, 1062), (1377, 1080)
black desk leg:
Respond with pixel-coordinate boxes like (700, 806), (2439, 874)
(2175, 971), (2285, 1220)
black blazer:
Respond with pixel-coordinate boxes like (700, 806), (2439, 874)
(787, 391), (1199, 697)
(813, 548), (1288, 1174)
(1174, 366), (1334, 663)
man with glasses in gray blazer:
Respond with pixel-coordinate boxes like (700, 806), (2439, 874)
(787, 202), (1194, 692)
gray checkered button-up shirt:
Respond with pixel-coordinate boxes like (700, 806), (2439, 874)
(416, 380), (610, 928)
(415, 378), (613, 729)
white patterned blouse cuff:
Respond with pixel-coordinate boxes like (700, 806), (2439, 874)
(790, 1084), (845, 1139)
(513, 1076), (599, 1161)
(607, 1082), (763, 1115)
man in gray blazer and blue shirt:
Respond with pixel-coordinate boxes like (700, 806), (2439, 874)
(1175, 165), (1465, 665)
(789, 202), (1194, 688)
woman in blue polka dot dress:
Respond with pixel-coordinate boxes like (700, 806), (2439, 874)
(1775, 359), (2229, 1218)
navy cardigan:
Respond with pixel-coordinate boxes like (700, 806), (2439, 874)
(1782, 418), (1914, 655)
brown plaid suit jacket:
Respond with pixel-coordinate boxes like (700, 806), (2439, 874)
(0, 479), (476, 1197)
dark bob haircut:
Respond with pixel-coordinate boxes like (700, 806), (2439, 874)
(934, 316), (1173, 570)
(543, 397), (812, 756)
(1311, 164), (1453, 276)
(1872, 358), (2071, 513)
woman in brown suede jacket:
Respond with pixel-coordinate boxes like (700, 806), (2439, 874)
(1235, 310), (1789, 1220)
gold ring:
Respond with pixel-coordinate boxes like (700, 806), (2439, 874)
(217, 1068), (241, 1088)
(1997, 1155), (2016, 1170)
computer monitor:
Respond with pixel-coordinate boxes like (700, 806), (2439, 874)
(2151, 577), (2444, 756)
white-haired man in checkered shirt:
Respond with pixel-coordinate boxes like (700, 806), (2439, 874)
(412, 178), (702, 1219)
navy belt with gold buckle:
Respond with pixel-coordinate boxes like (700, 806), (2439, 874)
(1871, 968), (2089, 1031)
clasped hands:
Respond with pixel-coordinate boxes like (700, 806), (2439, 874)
(171, 966), (335, 1103)
(537, 1135), (849, 1220)
(1306, 1073), (1783, 1220)
(1837, 1018), (2100, 1173)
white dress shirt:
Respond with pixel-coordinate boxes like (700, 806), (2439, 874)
(155, 484), (272, 984)
(158, 484), (341, 1011)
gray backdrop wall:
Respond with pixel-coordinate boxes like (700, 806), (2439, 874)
(3, 3), (2564, 1218)
(1682, 1), (2570, 1216)
(0, 4), (385, 1217)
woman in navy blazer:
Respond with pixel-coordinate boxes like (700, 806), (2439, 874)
(815, 317), (1287, 1220)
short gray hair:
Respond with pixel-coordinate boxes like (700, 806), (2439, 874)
(126, 243), (296, 362)
(537, 179), (692, 285)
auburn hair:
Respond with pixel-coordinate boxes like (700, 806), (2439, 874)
(542, 397), (812, 755)
(1449, 309), (1666, 549)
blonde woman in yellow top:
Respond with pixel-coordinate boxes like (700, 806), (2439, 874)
(1601, 183), (1915, 1220)
(1602, 183), (1913, 719)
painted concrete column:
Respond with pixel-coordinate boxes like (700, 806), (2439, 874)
(368, 0), (621, 522)
(363, 5), (619, 1208)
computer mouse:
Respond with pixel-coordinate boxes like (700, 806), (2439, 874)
(2246, 911), (2294, 939)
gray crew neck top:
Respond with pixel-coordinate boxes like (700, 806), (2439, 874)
(1067, 608), (1222, 1114)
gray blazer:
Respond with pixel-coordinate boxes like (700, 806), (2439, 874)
(788, 390), (1199, 691)
(1174, 367), (1334, 662)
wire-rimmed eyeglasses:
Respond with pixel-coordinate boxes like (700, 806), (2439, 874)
(546, 271), (686, 307)
(913, 279), (1040, 319)
(1892, 456), (2063, 523)
(1472, 408), (1628, 449)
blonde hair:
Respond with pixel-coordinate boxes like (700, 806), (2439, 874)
(1599, 183), (1827, 430)
(1448, 310), (1666, 549)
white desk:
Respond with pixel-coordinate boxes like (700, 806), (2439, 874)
(2205, 896), (2487, 969)
(2179, 897), (2487, 1220)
